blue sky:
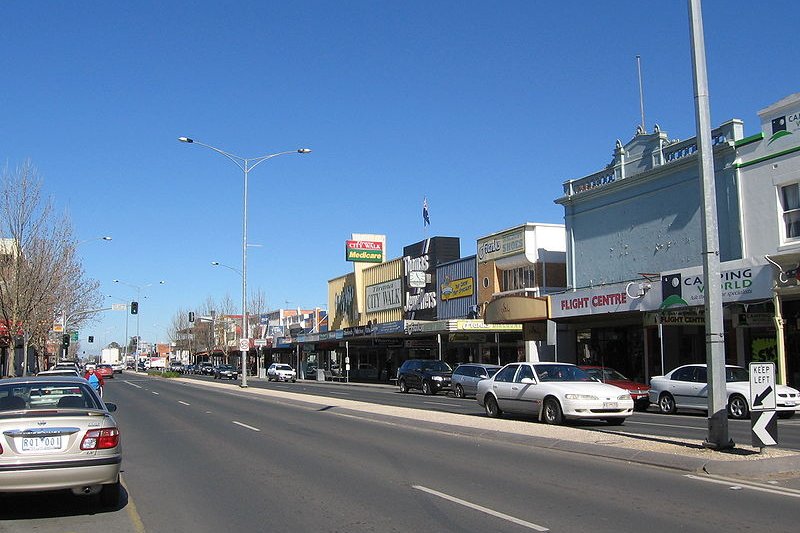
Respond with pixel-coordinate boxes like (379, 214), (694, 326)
(1, 1), (797, 352)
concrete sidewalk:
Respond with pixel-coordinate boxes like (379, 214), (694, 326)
(174, 375), (800, 477)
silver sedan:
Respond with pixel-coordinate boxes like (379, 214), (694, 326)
(0, 376), (122, 507)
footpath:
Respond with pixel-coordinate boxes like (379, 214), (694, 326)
(169, 374), (800, 478)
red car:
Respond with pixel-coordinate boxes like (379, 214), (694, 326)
(96, 364), (114, 379)
(579, 366), (649, 410)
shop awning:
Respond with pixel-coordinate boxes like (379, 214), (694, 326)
(484, 295), (548, 323)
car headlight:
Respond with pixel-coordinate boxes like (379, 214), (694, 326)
(432, 376), (443, 381)
(618, 394), (632, 400)
(565, 394), (598, 400)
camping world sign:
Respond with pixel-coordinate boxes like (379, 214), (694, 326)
(346, 240), (384, 263)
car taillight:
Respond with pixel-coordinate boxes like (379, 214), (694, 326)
(81, 428), (120, 450)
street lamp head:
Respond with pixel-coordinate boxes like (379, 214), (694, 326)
(211, 261), (220, 266)
(297, 148), (312, 154)
(178, 137), (194, 143)
(102, 236), (113, 241)
(113, 279), (120, 283)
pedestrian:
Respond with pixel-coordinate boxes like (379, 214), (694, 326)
(84, 366), (105, 397)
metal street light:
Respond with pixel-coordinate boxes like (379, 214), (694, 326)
(106, 295), (131, 364)
(113, 279), (165, 367)
(180, 136), (311, 387)
(211, 261), (243, 277)
(77, 236), (113, 246)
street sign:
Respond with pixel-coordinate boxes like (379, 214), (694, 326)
(254, 339), (267, 347)
(749, 362), (776, 411)
(53, 323), (64, 332)
(751, 410), (778, 447)
(71, 331), (79, 342)
(112, 303), (127, 311)
(239, 338), (249, 351)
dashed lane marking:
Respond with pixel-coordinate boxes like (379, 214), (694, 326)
(232, 421), (261, 432)
(412, 485), (549, 531)
(685, 474), (800, 498)
(178, 401), (190, 406)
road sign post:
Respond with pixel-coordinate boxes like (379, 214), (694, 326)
(750, 362), (778, 449)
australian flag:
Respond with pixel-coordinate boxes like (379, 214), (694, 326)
(423, 198), (430, 226)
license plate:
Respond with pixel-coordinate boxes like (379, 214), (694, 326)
(602, 402), (618, 408)
(21, 435), (62, 452)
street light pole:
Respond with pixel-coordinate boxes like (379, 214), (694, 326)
(180, 137), (311, 387)
(113, 279), (165, 368)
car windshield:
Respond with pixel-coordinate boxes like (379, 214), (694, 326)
(583, 367), (629, 381)
(420, 361), (452, 373)
(276, 365), (292, 370)
(218, 365), (232, 370)
(535, 364), (593, 382)
(0, 381), (103, 411)
(726, 367), (750, 382)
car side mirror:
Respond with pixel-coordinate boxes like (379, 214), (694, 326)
(104, 402), (117, 412)
(479, 374), (489, 379)
(592, 377), (602, 383)
(520, 377), (535, 384)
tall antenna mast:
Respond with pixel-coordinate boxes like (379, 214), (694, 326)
(636, 55), (646, 131)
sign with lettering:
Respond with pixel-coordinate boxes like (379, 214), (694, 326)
(366, 279), (402, 313)
(749, 362), (776, 411)
(477, 228), (525, 263)
(345, 240), (383, 263)
(440, 277), (474, 301)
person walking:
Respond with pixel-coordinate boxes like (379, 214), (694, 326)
(84, 366), (105, 397)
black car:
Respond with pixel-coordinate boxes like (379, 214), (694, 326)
(397, 359), (453, 395)
(214, 365), (238, 380)
(199, 362), (214, 375)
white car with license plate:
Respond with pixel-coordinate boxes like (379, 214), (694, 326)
(649, 364), (800, 419)
(0, 376), (122, 507)
(476, 362), (634, 425)
(267, 363), (297, 382)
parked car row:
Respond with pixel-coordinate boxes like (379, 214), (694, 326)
(395, 358), (800, 425)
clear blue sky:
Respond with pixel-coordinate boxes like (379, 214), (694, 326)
(1, 1), (797, 352)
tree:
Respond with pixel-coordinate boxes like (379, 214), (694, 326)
(0, 161), (102, 376)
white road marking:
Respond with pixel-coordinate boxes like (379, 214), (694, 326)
(152, 391), (159, 395)
(329, 391), (351, 395)
(424, 401), (463, 407)
(125, 381), (143, 389)
(178, 401), (190, 406)
(625, 420), (707, 431)
(232, 421), (261, 432)
(412, 485), (549, 531)
(685, 474), (800, 498)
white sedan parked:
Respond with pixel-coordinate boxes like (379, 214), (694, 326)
(649, 364), (800, 419)
(476, 362), (634, 425)
(267, 363), (297, 382)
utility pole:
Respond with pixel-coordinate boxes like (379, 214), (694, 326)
(688, 0), (733, 450)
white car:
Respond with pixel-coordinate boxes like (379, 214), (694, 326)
(649, 364), (800, 420)
(0, 376), (122, 507)
(37, 369), (82, 378)
(476, 362), (634, 425)
(267, 363), (297, 382)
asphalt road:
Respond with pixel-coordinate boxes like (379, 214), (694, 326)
(3, 375), (799, 533)
(183, 373), (800, 451)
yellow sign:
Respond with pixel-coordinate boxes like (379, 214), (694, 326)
(441, 277), (474, 301)
(53, 324), (64, 332)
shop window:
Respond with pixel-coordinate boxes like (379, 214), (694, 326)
(501, 266), (536, 292)
(780, 183), (800, 240)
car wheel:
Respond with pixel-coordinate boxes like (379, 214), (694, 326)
(727, 394), (749, 420)
(292, 379), (296, 383)
(605, 418), (625, 426)
(658, 393), (677, 415)
(100, 479), (121, 508)
(542, 397), (564, 425)
(422, 381), (435, 395)
(399, 379), (408, 393)
(484, 395), (502, 418)
(454, 384), (465, 399)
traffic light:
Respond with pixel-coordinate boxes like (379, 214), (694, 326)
(88, 336), (94, 343)
(62, 334), (70, 347)
(189, 311), (195, 323)
(131, 301), (138, 314)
